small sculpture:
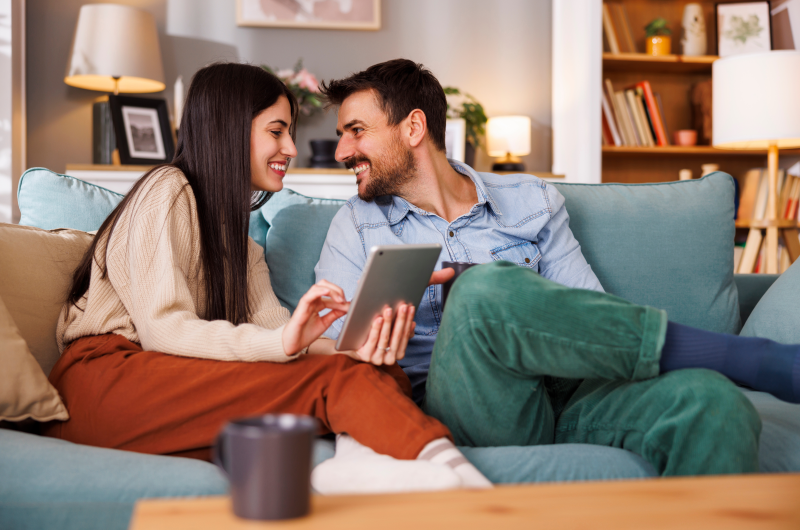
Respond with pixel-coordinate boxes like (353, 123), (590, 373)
(681, 3), (707, 56)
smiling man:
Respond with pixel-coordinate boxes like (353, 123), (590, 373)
(313, 59), (800, 477)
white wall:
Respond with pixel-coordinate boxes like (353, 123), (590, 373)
(0, 0), (11, 223)
(25, 0), (552, 175)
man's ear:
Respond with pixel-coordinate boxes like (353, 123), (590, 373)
(405, 109), (427, 148)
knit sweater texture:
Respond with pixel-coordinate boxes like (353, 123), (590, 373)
(57, 167), (295, 362)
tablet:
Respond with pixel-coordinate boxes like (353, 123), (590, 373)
(335, 244), (442, 351)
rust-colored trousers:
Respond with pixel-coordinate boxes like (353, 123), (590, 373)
(43, 334), (450, 461)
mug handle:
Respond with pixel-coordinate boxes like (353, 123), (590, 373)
(212, 431), (229, 478)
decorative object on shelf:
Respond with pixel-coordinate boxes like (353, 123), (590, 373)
(681, 3), (707, 56)
(308, 139), (342, 169)
(714, 50), (800, 274)
(691, 79), (713, 145)
(237, 0), (380, 30)
(716, 1), (772, 57)
(645, 18), (672, 56)
(444, 87), (487, 168)
(444, 119), (466, 163)
(64, 4), (166, 165)
(262, 60), (322, 118)
(674, 130), (698, 146)
(108, 95), (175, 165)
(486, 116), (531, 172)
(700, 163), (720, 177)
(679, 169), (693, 181)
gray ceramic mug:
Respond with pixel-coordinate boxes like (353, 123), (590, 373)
(441, 261), (478, 309)
(213, 414), (317, 520)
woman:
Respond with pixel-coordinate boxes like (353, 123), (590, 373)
(43, 63), (489, 493)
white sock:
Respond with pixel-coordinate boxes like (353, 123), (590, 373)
(417, 438), (493, 489)
(311, 434), (462, 495)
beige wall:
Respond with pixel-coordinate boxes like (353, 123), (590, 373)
(26, 0), (551, 174)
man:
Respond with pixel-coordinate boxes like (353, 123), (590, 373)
(314, 59), (799, 476)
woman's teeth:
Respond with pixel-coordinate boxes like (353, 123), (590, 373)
(268, 163), (286, 172)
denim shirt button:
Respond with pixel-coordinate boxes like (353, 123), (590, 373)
(449, 231), (454, 237)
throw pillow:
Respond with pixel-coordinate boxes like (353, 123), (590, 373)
(0, 223), (94, 376)
(258, 189), (346, 311)
(0, 294), (69, 422)
(553, 172), (740, 335)
(740, 258), (800, 342)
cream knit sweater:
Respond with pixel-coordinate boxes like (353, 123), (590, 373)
(57, 167), (296, 362)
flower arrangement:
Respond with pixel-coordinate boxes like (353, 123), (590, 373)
(443, 87), (488, 149)
(645, 18), (671, 37)
(261, 59), (322, 117)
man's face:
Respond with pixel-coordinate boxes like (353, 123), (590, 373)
(335, 90), (416, 202)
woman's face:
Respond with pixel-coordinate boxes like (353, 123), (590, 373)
(250, 96), (297, 192)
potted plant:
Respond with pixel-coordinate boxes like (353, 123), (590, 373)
(645, 18), (672, 56)
(444, 87), (487, 167)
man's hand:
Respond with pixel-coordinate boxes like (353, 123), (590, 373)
(429, 267), (455, 286)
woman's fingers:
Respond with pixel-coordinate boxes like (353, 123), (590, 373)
(316, 280), (347, 303)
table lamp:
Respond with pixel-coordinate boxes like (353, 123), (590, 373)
(64, 4), (166, 164)
(713, 50), (800, 274)
(487, 116), (531, 172)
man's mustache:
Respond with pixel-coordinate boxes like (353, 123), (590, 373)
(344, 156), (371, 170)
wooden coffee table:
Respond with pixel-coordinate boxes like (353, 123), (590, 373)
(130, 473), (800, 529)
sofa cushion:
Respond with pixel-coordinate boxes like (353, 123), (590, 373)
(0, 295), (68, 422)
(552, 173), (740, 334)
(739, 258), (800, 343)
(741, 390), (800, 472)
(0, 223), (94, 375)
(258, 189), (346, 310)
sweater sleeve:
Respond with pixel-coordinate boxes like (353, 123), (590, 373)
(106, 172), (295, 363)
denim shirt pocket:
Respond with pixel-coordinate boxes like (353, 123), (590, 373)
(490, 240), (541, 269)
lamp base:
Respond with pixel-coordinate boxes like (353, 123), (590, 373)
(492, 162), (526, 172)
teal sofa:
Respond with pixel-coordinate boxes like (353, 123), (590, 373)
(3, 168), (800, 530)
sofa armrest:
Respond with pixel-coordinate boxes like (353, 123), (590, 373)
(735, 274), (780, 327)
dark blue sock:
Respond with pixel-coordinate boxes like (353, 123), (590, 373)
(660, 321), (800, 404)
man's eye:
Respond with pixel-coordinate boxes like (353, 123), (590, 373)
(353, 128), (364, 135)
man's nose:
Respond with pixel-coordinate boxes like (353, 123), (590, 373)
(335, 137), (352, 163)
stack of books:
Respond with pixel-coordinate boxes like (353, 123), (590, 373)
(602, 79), (670, 147)
(735, 168), (797, 274)
(602, 2), (637, 54)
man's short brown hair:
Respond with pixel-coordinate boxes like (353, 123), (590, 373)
(320, 59), (447, 152)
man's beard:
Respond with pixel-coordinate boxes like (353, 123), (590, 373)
(346, 137), (416, 202)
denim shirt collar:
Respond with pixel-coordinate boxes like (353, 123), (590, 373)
(382, 159), (502, 226)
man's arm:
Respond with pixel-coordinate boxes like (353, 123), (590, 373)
(314, 203), (367, 340)
(536, 183), (605, 292)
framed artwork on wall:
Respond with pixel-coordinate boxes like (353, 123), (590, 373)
(236, 0), (380, 30)
(108, 95), (175, 165)
(716, 1), (773, 57)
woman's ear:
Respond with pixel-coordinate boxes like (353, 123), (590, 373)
(405, 109), (427, 148)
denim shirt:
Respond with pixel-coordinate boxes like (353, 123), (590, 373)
(314, 160), (604, 404)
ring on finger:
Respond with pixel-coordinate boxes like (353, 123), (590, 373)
(384, 347), (391, 353)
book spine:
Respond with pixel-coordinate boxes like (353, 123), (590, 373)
(625, 89), (650, 147)
(635, 87), (657, 146)
(614, 90), (636, 146)
(621, 91), (642, 146)
(601, 92), (622, 146)
(605, 79), (631, 146)
(738, 229), (763, 274)
(636, 81), (669, 146)
(602, 3), (621, 54)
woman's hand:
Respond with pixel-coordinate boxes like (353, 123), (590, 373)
(282, 280), (350, 356)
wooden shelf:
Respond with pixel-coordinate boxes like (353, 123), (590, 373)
(603, 53), (718, 73)
(603, 146), (800, 156)
(735, 219), (800, 229)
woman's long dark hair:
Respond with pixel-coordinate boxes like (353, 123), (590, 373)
(66, 63), (298, 325)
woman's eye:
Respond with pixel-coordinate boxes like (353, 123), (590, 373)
(270, 130), (282, 138)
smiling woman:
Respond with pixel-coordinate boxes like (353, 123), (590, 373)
(249, 95), (297, 193)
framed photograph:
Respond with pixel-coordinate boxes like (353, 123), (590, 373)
(237, 0), (380, 30)
(445, 119), (466, 162)
(108, 95), (175, 165)
(716, 1), (773, 57)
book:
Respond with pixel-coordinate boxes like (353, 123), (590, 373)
(753, 170), (769, 221)
(654, 93), (670, 143)
(635, 86), (658, 145)
(625, 89), (652, 147)
(733, 243), (745, 272)
(605, 79), (634, 146)
(602, 3), (621, 54)
(601, 92), (622, 146)
(609, 3), (637, 53)
(738, 228), (763, 274)
(621, 91), (643, 145)
(615, 90), (638, 146)
(635, 81), (669, 146)
(737, 169), (762, 220)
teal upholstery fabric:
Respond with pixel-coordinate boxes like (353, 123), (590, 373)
(741, 390), (800, 472)
(16, 167), (268, 245)
(735, 274), (780, 327)
(18, 168), (124, 232)
(740, 258), (800, 343)
(552, 173), (740, 335)
(258, 189), (345, 310)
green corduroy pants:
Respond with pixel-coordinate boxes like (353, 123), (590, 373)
(424, 261), (761, 476)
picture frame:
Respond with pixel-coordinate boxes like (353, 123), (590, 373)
(445, 119), (466, 163)
(716, 1), (773, 57)
(108, 95), (175, 165)
(236, 0), (380, 30)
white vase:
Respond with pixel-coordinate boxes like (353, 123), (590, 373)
(681, 3), (707, 56)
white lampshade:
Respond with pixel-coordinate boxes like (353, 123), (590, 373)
(64, 4), (165, 93)
(487, 116), (531, 157)
(713, 51), (800, 149)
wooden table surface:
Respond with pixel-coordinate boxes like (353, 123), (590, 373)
(130, 473), (800, 530)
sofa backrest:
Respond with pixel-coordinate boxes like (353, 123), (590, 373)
(17, 168), (741, 339)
